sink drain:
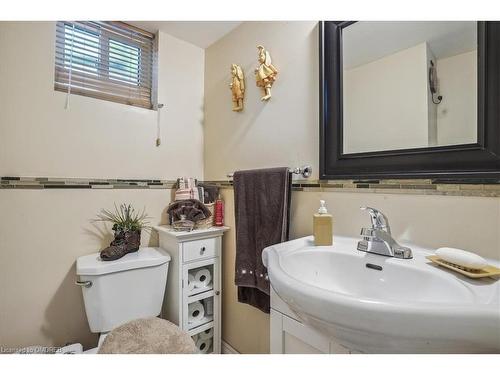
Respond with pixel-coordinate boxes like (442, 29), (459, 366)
(365, 263), (383, 271)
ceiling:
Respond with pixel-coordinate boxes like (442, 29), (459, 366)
(128, 21), (242, 48)
(343, 21), (477, 69)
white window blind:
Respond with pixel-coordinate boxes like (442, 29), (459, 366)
(54, 21), (156, 109)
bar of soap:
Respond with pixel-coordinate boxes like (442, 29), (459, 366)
(435, 247), (487, 270)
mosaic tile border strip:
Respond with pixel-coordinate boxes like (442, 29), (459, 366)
(0, 177), (177, 189)
(2, 177), (499, 197)
(204, 178), (500, 198)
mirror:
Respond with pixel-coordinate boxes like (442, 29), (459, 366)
(341, 21), (477, 154)
(319, 21), (500, 180)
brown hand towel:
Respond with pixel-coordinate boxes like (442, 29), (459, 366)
(233, 167), (292, 313)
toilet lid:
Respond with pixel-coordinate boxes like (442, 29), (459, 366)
(76, 247), (171, 276)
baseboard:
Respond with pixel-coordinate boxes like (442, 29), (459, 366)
(221, 340), (240, 354)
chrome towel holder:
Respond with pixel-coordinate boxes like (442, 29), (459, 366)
(227, 165), (312, 179)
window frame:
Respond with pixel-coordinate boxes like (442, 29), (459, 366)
(54, 21), (156, 110)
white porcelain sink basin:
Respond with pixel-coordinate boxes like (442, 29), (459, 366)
(263, 236), (500, 353)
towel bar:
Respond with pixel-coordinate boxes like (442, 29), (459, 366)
(227, 165), (312, 179)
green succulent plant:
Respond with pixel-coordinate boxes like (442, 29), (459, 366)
(96, 203), (150, 232)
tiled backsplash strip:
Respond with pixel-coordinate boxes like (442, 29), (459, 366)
(0, 177), (177, 189)
(2, 177), (499, 197)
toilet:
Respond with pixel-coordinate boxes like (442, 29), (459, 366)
(76, 247), (171, 353)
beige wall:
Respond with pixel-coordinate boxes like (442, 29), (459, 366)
(343, 43), (429, 153)
(1, 20), (499, 354)
(0, 22), (205, 179)
(204, 21), (319, 180)
(204, 21), (500, 354)
(220, 189), (270, 354)
(219, 186), (500, 354)
(289, 191), (500, 261)
(0, 22), (204, 350)
(204, 22), (319, 353)
(426, 44), (438, 146)
(0, 189), (172, 350)
(217, 190), (459, 354)
(436, 50), (477, 145)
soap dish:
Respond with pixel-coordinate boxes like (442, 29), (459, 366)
(426, 255), (500, 279)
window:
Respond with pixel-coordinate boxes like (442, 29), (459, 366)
(55, 21), (156, 109)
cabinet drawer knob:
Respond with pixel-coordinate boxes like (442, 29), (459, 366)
(200, 246), (206, 254)
(215, 291), (220, 296)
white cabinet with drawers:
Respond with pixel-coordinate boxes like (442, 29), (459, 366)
(154, 225), (229, 354)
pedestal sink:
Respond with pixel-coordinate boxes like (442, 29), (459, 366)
(262, 236), (500, 353)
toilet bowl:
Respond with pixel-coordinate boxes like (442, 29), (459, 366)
(76, 247), (171, 353)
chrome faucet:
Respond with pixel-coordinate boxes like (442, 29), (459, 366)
(357, 207), (412, 259)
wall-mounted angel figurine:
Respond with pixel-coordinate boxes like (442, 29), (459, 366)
(230, 64), (245, 112)
(255, 45), (278, 101)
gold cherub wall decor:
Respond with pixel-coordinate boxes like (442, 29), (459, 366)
(230, 64), (245, 112)
(255, 45), (278, 101)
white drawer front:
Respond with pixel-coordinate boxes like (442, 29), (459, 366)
(183, 237), (217, 262)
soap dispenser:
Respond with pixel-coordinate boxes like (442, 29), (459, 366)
(314, 200), (333, 246)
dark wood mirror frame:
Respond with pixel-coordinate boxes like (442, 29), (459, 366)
(319, 21), (500, 181)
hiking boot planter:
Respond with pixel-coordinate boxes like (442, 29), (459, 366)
(95, 203), (150, 262)
(100, 229), (141, 261)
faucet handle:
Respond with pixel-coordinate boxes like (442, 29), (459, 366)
(360, 207), (391, 233)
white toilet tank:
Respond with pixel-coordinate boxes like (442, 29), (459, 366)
(76, 247), (170, 333)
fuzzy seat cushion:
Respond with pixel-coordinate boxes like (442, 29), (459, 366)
(98, 317), (197, 354)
